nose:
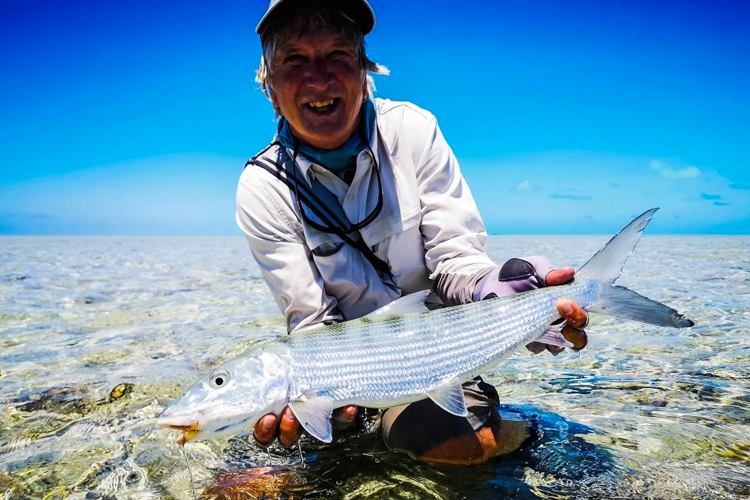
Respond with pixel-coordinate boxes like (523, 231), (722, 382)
(304, 54), (332, 90)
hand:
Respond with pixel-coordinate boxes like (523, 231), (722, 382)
(253, 404), (358, 447)
(535, 267), (589, 354)
(473, 257), (588, 354)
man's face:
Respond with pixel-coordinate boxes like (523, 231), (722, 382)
(269, 31), (367, 150)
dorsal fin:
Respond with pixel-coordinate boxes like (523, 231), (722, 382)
(577, 208), (658, 285)
(365, 290), (432, 317)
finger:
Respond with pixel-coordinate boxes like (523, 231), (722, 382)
(525, 341), (547, 354)
(557, 299), (588, 329)
(545, 267), (575, 286)
(546, 345), (565, 356)
(254, 414), (277, 446)
(278, 406), (301, 448)
(519, 256), (554, 282)
(340, 405), (358, 422)
(562, 325), (588, 351)
(332, 404), (358, 422)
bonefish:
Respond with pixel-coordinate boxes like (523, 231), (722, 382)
(158, 208), (693, 444)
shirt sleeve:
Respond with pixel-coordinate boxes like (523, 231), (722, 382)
(236, 170), (343, 333)
(415, 117), (497, 305)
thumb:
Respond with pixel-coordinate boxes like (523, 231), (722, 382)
(545, 267), (575, 286)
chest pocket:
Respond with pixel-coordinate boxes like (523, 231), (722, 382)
(250, 145), (402, 316)
(357, 151), (422, 252)
(249, 144), (392, 278)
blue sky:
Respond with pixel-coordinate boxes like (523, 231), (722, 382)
(1, 0), (748, 235)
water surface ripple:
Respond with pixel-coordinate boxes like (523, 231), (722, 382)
(1, 235), (748, 499)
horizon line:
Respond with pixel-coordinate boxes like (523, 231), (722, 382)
(1, 232), (748, 237)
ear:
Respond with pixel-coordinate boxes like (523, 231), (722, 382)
(268, 87), (283, 117)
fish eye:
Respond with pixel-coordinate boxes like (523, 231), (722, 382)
(209, 370), (230, 389)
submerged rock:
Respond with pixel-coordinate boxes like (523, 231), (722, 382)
(108, 383), (135, 403)
(15, 385), (93, 416)
(203, 467), (312, 500)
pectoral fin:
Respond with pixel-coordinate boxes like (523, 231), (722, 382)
(536, 323), (575, 348)
(428, 380), (468, 417)
(288, 395), (334, 443)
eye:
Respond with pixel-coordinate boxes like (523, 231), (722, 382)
(284, 54), (306, 65)
(209, 370), (230, 389)
(328, 50), (350, 60)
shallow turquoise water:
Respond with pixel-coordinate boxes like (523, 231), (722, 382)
(0, 235), (748, 499)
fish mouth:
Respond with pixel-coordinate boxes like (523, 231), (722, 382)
(157, 415), (201, 445)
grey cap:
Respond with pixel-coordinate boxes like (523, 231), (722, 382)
(256, 0), (375, 36)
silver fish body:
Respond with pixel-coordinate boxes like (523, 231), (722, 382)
(158, 208), (692, 443)
(282, 278), (598, 409)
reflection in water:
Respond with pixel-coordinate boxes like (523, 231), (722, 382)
(0, 235), (748, 499)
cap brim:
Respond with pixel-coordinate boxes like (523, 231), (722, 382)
(256, 0), (375, 36)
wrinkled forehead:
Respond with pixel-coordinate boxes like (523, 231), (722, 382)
(276, 32), (357, 55)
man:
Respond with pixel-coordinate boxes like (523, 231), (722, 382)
(236, 0), (588, 464)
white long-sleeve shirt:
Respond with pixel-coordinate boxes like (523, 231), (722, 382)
(236, 99), (496, 333)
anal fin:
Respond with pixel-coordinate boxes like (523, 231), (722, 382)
(428, 380), (468, 417)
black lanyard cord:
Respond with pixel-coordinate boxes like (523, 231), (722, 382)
(252, 143), (391, 277)
(290, 137), (384, 236)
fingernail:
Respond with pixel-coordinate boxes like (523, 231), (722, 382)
(559, 301), (573, 316)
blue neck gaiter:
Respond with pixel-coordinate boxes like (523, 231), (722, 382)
(277, 99), (377, 181)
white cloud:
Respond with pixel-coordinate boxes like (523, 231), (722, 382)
(515, 180), (532, 191)
(464, 152), (749, 233)
(650, 159), (701, 179)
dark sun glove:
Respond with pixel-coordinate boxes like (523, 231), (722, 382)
(472, 256), (555, 301)
(473, 256), (585, 354)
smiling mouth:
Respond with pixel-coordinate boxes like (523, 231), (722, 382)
(304, 98), (340, 114)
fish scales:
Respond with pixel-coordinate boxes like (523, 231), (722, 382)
(281, 279), (598, 407)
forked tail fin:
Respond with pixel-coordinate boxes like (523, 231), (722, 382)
(577, 208), (694, 328)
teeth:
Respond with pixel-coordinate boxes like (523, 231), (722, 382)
(307, 99), (335, 108)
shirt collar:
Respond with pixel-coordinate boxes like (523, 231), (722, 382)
(277, 107), (381, 186)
